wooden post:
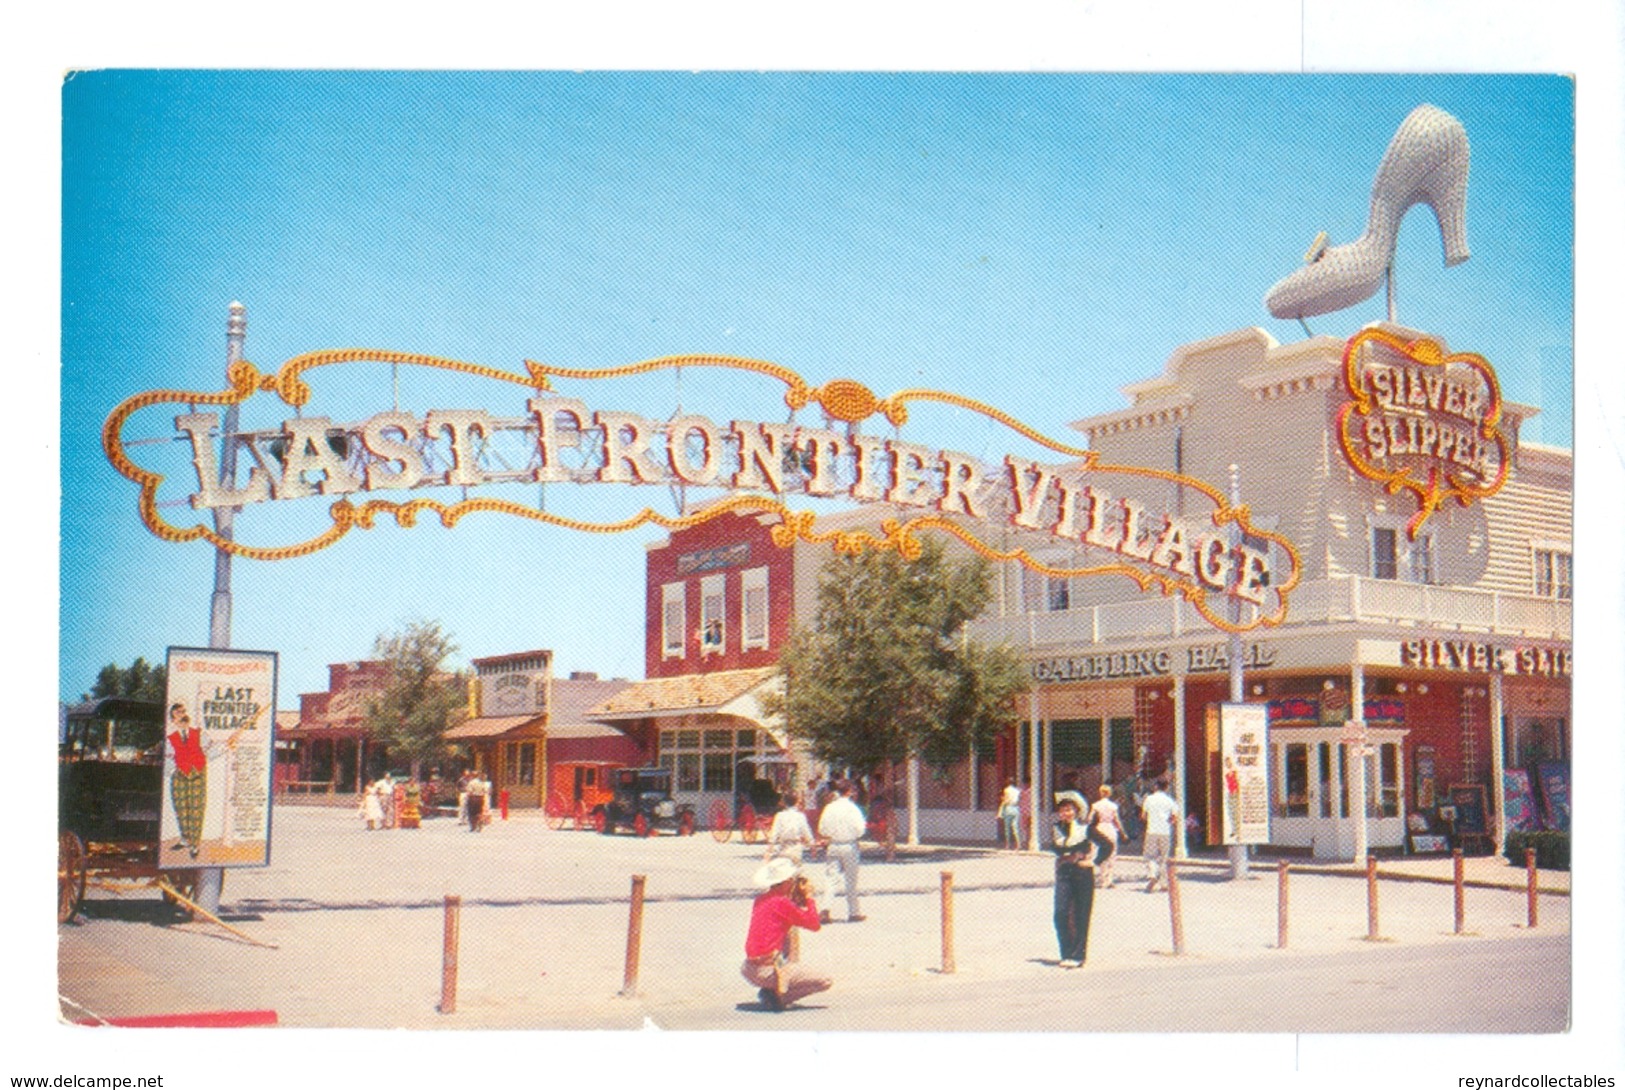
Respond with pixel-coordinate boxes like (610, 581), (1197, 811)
(940, 871), (956, 974)
(1452, 850), (1466, 934)
(1166, 858), (1185, 955)
(1526, 847), (1539, 928)
(439, 895), (460, 1014)
(1276, 860), (1289, 949)
(621, 875), (646, 997)
(1365, 855), (1380, 941)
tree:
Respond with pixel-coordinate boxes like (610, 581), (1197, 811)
(360, 621), (468, 778)
(82, 656), (168, 704)
(770, 538), (1027, 780)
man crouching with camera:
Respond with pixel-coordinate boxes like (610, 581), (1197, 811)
(742, 856), (832, 1011)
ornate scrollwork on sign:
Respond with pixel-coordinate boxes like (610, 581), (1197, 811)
(1335, 328), (1509, 538)
(105, 349), (1302, 633)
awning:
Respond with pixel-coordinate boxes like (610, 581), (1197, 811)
(586, 667), (785, 746)
(443, 714), (544, 741)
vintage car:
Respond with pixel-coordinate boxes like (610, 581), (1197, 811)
(597, 767), (697, 837)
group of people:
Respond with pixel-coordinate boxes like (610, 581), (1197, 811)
(743, 774), (1183, 1009)
(360, 773), (397, 830)
(458, 769), (492, 831)
(742, 778), (870, 1012)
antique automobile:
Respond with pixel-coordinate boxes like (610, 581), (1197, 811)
(58, 697), (198, 922)
(597, 767), (696, 837)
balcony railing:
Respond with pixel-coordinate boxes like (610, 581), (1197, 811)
(969, 576), (1571, 650)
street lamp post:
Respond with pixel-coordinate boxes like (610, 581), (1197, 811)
(1227, 464), (1249, 881)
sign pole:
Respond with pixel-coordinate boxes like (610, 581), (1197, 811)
(195, 301), (246, 916)
(1227, 465), (1248, 881)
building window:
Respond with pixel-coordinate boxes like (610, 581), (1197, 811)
(675, 753), (701, 793)
(1281, 743), (1309, 817)
(662, 582), (687, 659)
(516, 742), (536, 786)
(1022, 567), (1072, 612)
(1533, 548), (1572, 599)
(700, 574), (726, 654)
(1371, 527), (1398, 580)
(741, 567), (769, 650)
(702, 753), (733, 792)
(1377, 743), (1400, 817)
(1371, 525), (1434, 583)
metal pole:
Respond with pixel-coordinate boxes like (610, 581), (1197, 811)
(621, 874), (646, 996)
(1166, 857), (1185, 955)
(1526, 848), (1539, 928)
(1453, 850), (1466, 934)
(1227, 465), (1248, 880)
(939, 871), (956, 974)
(194, 301), (246, 917)
(1365, 855), (1380, 940)
(1172, 675), (1188, 859)
(1489, 673), (1508, 855)
(438, 894), (460, 1013)
(1351, 664), (1369, 865)
(1276, 860), (1290, 949)
(1027, 693), (1041, 852)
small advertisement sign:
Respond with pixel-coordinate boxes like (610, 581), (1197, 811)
(1503, 769), (1541, 833)
(160, 647), (279, 869)
(1219, 702), (1270, 846)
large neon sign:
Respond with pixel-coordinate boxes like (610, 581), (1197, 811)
(1335, 329), (1509, 537)
(105, 349), (1302, 633)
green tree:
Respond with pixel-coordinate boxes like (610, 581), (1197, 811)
(360, 621), (468, 778)
(770, 538), (1027, 777)
(82, 656), (168, 704)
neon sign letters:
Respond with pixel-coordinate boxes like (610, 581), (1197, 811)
(106, 349), (1302, 633)
(1336, 328), (1509, 537)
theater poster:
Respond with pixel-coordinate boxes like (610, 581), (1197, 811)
(1218, 702), (1271, 846)
(159, 647), (279, 869)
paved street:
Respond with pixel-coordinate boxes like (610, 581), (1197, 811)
(57, 805), (1569, 1033)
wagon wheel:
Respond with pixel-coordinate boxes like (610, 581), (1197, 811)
(677, 811), (696, 837)
(633, 813), (652, 838)
(543, 793), (568, 830)
(709, 799), (733, 842)
(739, 804), (761, 844)
(592, 808), (609, 834)
(58, 831), (86, 924)
(161, 869), (200, 921)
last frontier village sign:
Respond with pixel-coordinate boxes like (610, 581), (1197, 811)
(105, 348), (1302, 634)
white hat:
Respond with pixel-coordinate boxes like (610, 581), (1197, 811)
(752, 856), (800, 889)
(1054, 790), (1088, 813)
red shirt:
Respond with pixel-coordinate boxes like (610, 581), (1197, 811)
(168, 730), (207, 776)
(744, 891), (821, 959)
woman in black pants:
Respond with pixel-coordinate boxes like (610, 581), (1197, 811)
(1050, 790), (1096, 968)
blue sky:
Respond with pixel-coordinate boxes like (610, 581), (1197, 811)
(62, 72), (1575, 705)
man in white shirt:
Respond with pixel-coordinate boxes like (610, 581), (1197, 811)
(1140, 779), (1180, 892)
(997, 781), (1023, 849)
(816, 779), (867, 922)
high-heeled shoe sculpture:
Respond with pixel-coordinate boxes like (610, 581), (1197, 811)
(1264, 104), (1469, 320)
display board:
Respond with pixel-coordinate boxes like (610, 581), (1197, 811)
(1446, 784), (1488, 838)
(1502, 768), (1541, 833)
(160, 647), (279, 869)
(1535, 762), (1570, 832)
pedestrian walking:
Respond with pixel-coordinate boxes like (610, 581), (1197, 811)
(765, 793), (816, 863)
(1050, 790), (1095, 968)
(1087, 785), (1125, 888)
(998, 781), (1023, 849)
(1140, 778), (1180, 892)
(456, 769), (473, 826)
(466, 771), (490, 832)
(816, 779), (867, 922)
(740, 856), (831, 1012)
(378, 772), (396, 829)
(360, 778), (383, 830)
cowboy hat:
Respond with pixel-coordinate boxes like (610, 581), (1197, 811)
(1053, 790), (1089, 813)
(752, 856), (800, 889)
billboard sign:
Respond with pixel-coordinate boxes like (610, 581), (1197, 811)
(160, 647), (279, 869)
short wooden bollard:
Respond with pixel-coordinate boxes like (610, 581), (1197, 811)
(1365, 855), (1380, 940)
(1452, 850), (1466, 934)
(1166, 858), (1185, 955)
(940, 871), (956, 974)
(621, 875), (646, 997)
(1526, 848), (1539, 928)
(1276, 861), (1289, 949)
(439, 894), (460, 1014)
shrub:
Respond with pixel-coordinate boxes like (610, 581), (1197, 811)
(1504, 829), (1569, 870)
